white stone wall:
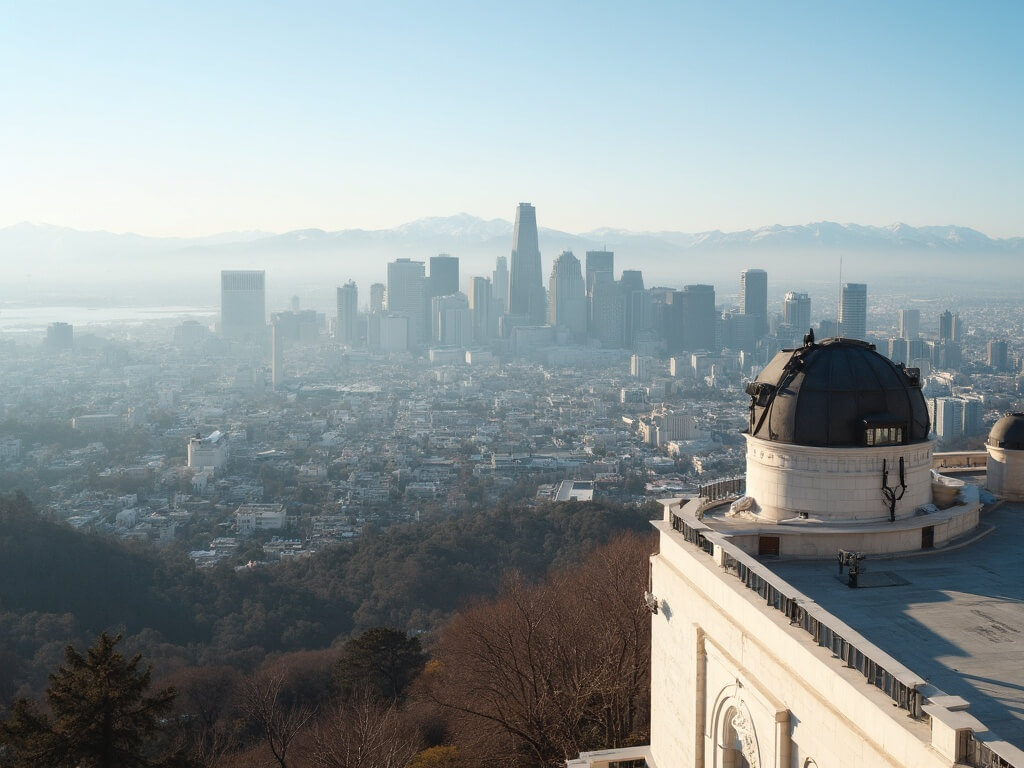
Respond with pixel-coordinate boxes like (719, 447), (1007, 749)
(649, 522), (958, 768)
(744, 435), (934, 523)
(986, 446), (1024, 501)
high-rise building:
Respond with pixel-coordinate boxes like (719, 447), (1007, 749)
(469, 276), (492, 344)
(933, 396), (964, 441)
(898, 308), (920, 340)
(548, 251), (586, 339)
(888, 337), (909, 365)
(271, 320), (283, 388)
(492, 256), (509, 307)
(740, 268), (768, 340)
(429, 254), (459, 298)
(839, 282), (867, 340)
(939, 310), (954, 342)
(369, 283), (386, 314)
(585, 250), (614, 294)
(44, 322), (74, 351)
(220, 270), (266, 342)
(589, 271), (624, 349)
(508, 203), (546, 325)
(681, 284), (717, 352)
(619, 270), (647, 349)
(431, 293), (472, 347)
(336, 281), (359, 345)
(988, 340), (1009, 371)
(782, 292), (811, 335)
(386, 258), (427, 345)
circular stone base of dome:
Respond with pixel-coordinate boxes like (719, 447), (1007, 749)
(667, 493), (983, 559)
(743, 435), (935, 523)
(985, 446), (1024, 501)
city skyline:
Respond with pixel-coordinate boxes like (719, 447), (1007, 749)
(2, 3), (1022, 238)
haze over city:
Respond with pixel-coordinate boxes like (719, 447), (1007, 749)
(2, 4), (1024, 768)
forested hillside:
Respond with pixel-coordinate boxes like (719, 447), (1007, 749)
(0, 492), (657, 702)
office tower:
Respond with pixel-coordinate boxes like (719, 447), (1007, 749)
(429, 254), (459, 298)
(988, 340), (1009, 371)
(839, 282), (867, 340)
(269, 310), (319, 342)
(369, 283), (386, 314)
(619, 270), (646, 348)
(289, 295), (300, 312)
(585, 250), (614, 294)
(740, 268), (768, 339)
(721, 311), (755, 354)
(952, 313), (965, 343)
(508, 202), (545, 325)
(818, 318), (838, 338)
(782, 292), (811, 335)
(271, 321), (283, 388)
(336, 280), (359, 345)
(939, 310), (953, 342)
(431, 293), (472, 347)
(45, 322), (74, 351)
(681, 284), (717, 352)
(469, 276), (492, 344)
(492, 256), (509, 306)
(548, 251), (586, 339)
(962, 397), (984, 436)
(386, 258), (427, 345)
(590, 271), (624, 348)
(908, 337), (927, 363)
(898, 309), (920, 340)
(888, 337), (909, 365)
(220, 270), (266, 342)
(933, 397), (964, 441)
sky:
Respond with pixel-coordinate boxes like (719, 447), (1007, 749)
(1, 1), (1022, 238)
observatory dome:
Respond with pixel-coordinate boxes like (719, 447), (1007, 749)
(746, 337), (930, 448)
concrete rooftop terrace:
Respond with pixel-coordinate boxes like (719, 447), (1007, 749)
(769, 501), (1024, 750)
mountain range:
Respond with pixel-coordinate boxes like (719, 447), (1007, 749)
(1, 217), (1020, 306)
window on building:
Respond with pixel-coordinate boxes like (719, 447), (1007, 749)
(864, 424), (905, 446)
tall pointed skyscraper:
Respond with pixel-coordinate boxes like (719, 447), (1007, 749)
(508, 202), (545, 325)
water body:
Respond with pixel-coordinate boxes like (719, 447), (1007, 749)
(0, 305), (216, 334)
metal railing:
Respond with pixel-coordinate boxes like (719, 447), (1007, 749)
(666, 498), (1019, 768)
(669, 505), (924, 720)
(967, 734), (1017, 768)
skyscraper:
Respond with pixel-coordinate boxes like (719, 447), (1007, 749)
(508, 203), (545, 325)
(469, 276), (492, 344)
(898, 308), (920, 340)
(386, 258), (427, 345)
(839, 283), (867, 340)
(782, 292), (811, 334)
(939, 310), (953, 342)
(988, 340), (1009, 371)
(271, 320), (283, 388)
(220, 270), (266, 342)
(619, 270), (647, 349)
(369, 283), (386, 314)
(589, 271), (623, 349)
(429, 254), (459, 298)
(432, 293), (472, 347)
(681, 284), (717, 352)
(548, 251), (586, 340)
(492, 256), (509, 307)
(740, 268), (768, 340)
(336, 280), (359, 345)
(585, 250), (614, 294)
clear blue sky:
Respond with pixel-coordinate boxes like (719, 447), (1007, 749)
(1, 1), (1021, 237)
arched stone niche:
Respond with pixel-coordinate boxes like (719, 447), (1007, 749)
(710, 692), (760, 768)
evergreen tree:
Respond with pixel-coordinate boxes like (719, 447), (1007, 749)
(334, 627), (426, 703)
(0, 632), (181, 768)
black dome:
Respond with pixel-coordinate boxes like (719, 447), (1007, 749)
(746, 338), (930, 447)
(988, 413), (1024, 451)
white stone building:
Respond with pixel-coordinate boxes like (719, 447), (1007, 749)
(187, 430), (229, 472)
(571, 338), (1024, 768)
